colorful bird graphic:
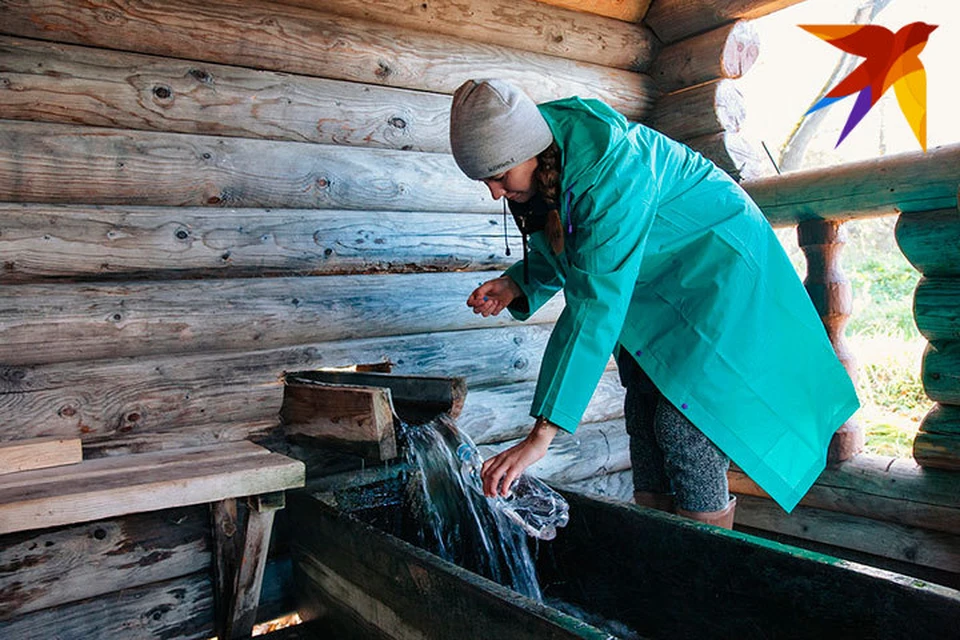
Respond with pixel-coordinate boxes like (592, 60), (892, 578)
(800, 22), (938, 151)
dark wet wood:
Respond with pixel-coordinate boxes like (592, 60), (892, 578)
(895, 208), (960, 277)
(913, 432), (960, 471)
(921, 341), (960, 404)
(914, 277), (960, 341)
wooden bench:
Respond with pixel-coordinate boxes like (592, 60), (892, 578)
(0, 440), (305, 639)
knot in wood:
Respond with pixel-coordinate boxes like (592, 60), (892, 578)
(188, 68), (212, 84)
(175, 229), (189, 241)
(152, 85), (172, 100)
(388, 117), (407, 130)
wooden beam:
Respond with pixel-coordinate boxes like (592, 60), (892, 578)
(0, 271), (564, 366)
(914, 277), (960, 342)
(681, 131), (763, 180)
(0, 0), (656, 120)
(919, 403), (960, 435)
(532, 0), (652, 22)
(0, 437), (81, 475)
(0, 36), (451, 153)
(0, 205), (518, 283)
(280, 383), (397, 461)
(895, 209), (960, 277)
(647, 79), (745, 141)
(644, 0), (805, 43)
(276, 0), (659, 71)
(0, 120), (493, 212)
(0, 572), (214, 640)
(459, 368), (623, 445)
(914, 432), (960, 472)
(0, 441), (304, 534)
(922, 341), (960, 404)
(650, 20), (759, 93)
(742, 144), (960, 227)
(555, 469), (633, 501)
(0, 324), (555, 443)
(0, 505), (210, 621)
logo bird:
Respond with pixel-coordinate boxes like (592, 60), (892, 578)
(800, 22), (938, 151)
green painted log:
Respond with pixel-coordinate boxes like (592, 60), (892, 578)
(0, 37), (451, 153)
(895, 208), (960, 276)
(921, 341), (960, 404)
(919, 403), (960, 435)
(277, 0), (659, 71)
(0, 204), (519, 283)
(914, 277), (960, 342)
(0, 0), (655, 120)
(0, 120), (493, 212)
(914, 431), (960, 471)
(0, 324), (554, 443)
(743, 143), (960, 227)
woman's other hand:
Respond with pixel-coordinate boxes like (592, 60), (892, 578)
(467, 276), (521, 317)
(480, 419), (559, 497)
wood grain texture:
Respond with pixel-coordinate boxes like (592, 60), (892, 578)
(733, 494), (960, 572)
(0, 36), (451, 152)
(532, 0), (652, 22)
(647, 79), (745, 141)
(0, 205), (518, 283)
(0, 571), (214, 640)
(276, 0), (659, 71)
(895, 209), (960, 277)
(0, 270), (563, 366)
(0, 437), (81, 475)
(0, 505), (210, 620)
(0, 0), (656, 119)
(644, 0), (805, 43)
(919, 403), (960, 436)
(0, 324), (555, 443)
(913, 432), (960, 471)
(554, 469), (633, 502)
(649, 20), (759, 93)
(682, 130), (763, 180)
(922, 341), (960, 404)
(458, 368), (623, 445)
(0, 441), (304, 534)
(914, 277), (960, 342)
(743, 143), (960, 227)
(0, 120), (494, 211)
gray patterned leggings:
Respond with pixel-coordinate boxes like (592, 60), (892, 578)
(617, 349), (730, 512)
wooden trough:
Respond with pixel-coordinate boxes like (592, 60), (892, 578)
(286, 464), (960, 640)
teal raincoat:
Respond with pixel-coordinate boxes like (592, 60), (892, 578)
(502, 97), (859, 512)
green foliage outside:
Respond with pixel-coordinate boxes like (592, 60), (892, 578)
(778, 216), (932, 458)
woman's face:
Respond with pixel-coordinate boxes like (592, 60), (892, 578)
(481, 157), (538, 203)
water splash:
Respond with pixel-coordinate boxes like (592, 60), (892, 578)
(399, 415), (543, 602)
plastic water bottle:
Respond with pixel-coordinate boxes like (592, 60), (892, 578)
(456, 441), (570, 541)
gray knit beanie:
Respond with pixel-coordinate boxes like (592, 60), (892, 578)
(449, 79), (554, 180)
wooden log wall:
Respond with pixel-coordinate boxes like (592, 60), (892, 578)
(897, 189), (960, 472)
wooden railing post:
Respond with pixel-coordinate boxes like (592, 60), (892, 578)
(798, 219), (864, 462)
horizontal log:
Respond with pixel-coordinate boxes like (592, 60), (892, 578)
(682, 130), (763, 180)
(531, 0), (651, 22)
(554, 469), (633, 502)
(647, 79), (745, 141)
(0, 204), (519, 283)
(914, 277), (960, 342)
(919, 403), (960, 436)
(895, 208), (960, 277)
(649, 20), (759, 93)
(0, 120), (494, 211)
(0, 571), (214, 640)
(478, 419), (630, 485)
(914, 432), (960, 471)
(276, 0), (659, 71)
(0, 324), (555, 442)
(0, 36), (450, 152)
(743, 144), (960, 227)
(0, 0), (656, 120)
(0, 271), (563, 366)
(923, 341), (960, 404)
(0, 505), (209, 620)
(728, 467), (960, 536)
(458, 368), (623, 444)
(733, 494), (960, 573)
(644, 0), (805, 43)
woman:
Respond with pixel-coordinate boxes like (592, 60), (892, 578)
(451, 79), (859, 527)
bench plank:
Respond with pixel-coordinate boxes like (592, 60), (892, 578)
(0, 442), (304, 535)
(0, 437), (82, 475)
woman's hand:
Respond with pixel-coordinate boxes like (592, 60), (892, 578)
(467, 276), (522, 317)
(481, 419), (560, 497)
